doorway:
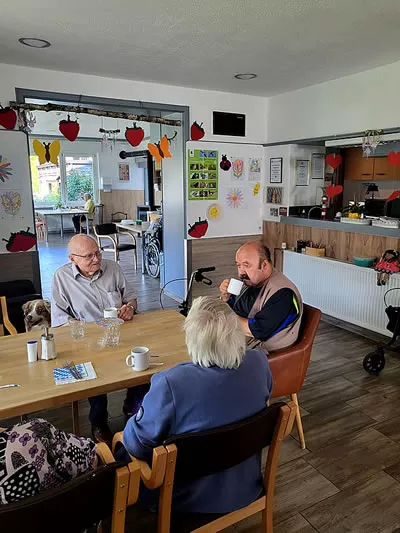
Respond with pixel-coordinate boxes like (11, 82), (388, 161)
(17, 89), (189, 312)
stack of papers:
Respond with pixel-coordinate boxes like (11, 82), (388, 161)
(53, 362), (97, 385)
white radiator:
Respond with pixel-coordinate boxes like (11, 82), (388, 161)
(283, 251), (400, 337)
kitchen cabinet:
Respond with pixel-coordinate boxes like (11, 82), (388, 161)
(344, 147), (400, 181)
(344, 148), (374, 180)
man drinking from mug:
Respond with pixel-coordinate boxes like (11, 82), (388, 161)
(219, 240), (303, 353)
(51, 234), (137, 445)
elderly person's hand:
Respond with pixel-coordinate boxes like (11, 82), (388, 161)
(118, 304), (135, 321)
(219, 279), (231, 302)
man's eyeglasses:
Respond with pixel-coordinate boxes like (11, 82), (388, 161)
(71, 251), (102, 262)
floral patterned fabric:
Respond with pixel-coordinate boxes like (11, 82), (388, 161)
(0, 418), (96, 505)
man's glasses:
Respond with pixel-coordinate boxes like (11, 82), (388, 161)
(71, 251), (102, 262)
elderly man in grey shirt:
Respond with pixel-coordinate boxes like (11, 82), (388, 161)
(51, 234), (137, 445)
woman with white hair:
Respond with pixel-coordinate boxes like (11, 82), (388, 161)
(123, 296), (273, 514)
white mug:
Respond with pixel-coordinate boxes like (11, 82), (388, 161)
(227, 278), (244, 296)
(104, 307), (118, 319)
(126, 346), (150, 372)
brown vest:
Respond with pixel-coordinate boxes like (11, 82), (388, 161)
(246, 269), (303, 353)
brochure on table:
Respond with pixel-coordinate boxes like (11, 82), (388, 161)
(186, 141), (263, 239)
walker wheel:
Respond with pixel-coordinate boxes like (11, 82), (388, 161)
(363, 348), (386, 375)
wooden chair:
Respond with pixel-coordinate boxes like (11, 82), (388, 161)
(112, 211), (128, 223)
(0, 296), (17, 336)
(35, 215), (46, 241)
(268, 304), (322, 450)
(94, 223), (137, 268)
(113, 401), (296, 533)
(0, 441), (140, 533)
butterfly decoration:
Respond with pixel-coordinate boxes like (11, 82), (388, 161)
(148, 135), (172, 163)
(33, 139), (61, 165)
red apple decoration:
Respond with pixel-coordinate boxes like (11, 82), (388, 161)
(59, 115), (80, 142)
(125, 123), (145, 147)
(0, 106), (17, 130)
(191, 121), (205, 141)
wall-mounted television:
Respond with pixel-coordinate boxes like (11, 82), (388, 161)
(213, 111), (246, 137)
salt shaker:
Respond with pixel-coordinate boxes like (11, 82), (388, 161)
(41, 327), (57, 360)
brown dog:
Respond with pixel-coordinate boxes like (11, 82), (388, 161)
(22, 299), (51, 332)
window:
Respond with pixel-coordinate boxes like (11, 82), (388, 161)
(31, 154), (96, 207)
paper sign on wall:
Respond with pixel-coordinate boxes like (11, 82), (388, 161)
(188, 149), (219, 201)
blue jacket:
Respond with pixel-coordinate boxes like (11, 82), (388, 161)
(123, 349), (273, 513)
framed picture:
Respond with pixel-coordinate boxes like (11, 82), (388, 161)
(266, 186), (283, 205)
(311, 153), (325, 179)
(270, 207), (279, 217)
(118, 163), (130, 181)
(295, 160), (309, 186)
(270, 157), (283, 183)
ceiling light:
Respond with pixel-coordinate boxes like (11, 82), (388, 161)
(234, 73), (257, 80)
(18, 38), (51, 48)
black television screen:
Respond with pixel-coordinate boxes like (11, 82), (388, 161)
(213, 111), (246, 137)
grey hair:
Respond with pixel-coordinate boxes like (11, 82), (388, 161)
(184, 296), (246, 369)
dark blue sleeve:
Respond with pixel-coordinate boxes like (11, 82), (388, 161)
(123, 372), (176, 461)
(248, 288), (298, 341)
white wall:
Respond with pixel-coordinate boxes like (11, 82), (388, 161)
(0, 63), (267, 144)
(263, 144), (325, 221)
(267, 60), (400, 143)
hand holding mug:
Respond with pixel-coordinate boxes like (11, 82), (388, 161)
(219, 279), (231, 302)
(118, 304), (134, 321)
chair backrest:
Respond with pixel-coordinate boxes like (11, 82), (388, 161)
(268, 303), (322, 398)
(0, 280), (41, 334)
(94, 203), (104, 225)
(163, 402), (286, 481)
(0, 462), (123, 533)
(95, 223), (118, 236)
(111, 211), (128, 222)
(0, 296), (18, 336)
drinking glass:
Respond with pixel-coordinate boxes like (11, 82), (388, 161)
(68, 318), (86, 340)
(103, 320), (121, 347)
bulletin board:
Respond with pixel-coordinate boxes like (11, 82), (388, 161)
(0, 130), (36, 254)
(186, 141), (263, 239)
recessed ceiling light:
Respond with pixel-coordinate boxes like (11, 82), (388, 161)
(234, 73), (257, 80)
(18, 38), (51, 48)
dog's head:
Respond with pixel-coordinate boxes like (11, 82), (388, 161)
(23, 299), (51, 332)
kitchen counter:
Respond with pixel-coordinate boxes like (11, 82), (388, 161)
(281, 216), (400, 238)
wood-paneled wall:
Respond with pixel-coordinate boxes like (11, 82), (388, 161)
(189, 234), (261, 299)
(99, 189), (145, 222)
(263, 221), (400, 263)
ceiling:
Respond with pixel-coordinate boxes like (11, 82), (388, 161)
(1, 0), (400, 96)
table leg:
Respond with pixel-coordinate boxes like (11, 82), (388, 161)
(141, 234), (146, 275)
(60, 214), (64, 239)
(72, 401), (80, 435)
(45, 215), (49, 244)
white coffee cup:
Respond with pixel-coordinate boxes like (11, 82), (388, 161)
(227, 278), (244, 296)
(126, 346), (150, 372)
(27, 340), (38, 363)
(104, 307), (118, 319)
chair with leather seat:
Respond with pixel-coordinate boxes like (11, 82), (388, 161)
(113, 401), (296, 533)
(268, 303), (321, 450)
(0, 280), (41, 334)
(94, 223), (137, 268)
(0, 441), (140, 533)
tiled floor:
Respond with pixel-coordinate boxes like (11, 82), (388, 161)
(4, 238), (400, 531)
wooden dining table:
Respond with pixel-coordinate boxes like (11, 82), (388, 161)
(0, 310), (187, 428)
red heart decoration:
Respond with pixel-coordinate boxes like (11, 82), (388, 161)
(125, 124), (145, 147)
(388, 152), (400, 166)
(59, 117), (80, 142)
(326, 154), (342, 169)
(326, 185), (343, 198)
(386, 191), (400, 203)
(0, 107), (17, 130)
